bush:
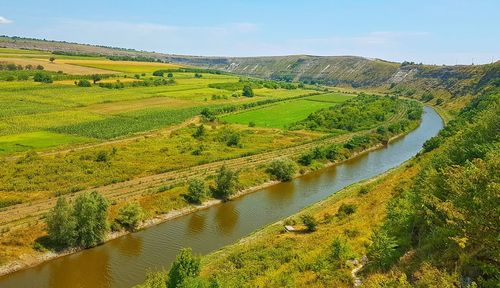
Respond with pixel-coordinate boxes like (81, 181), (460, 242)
(167, 248), (201, 288)
(77, 79), (92, 87)
(210, 166), (239, 200)
(73, 192), (109, 248)
(95, 151), (108, 162)
(185, 178), (206, 204)
(115, 202), (144, 231)
(337, 203), (357, 218)
(367, 230), (398, 271)
(33, 72), (52, 83)
(242, 85), (254, 97)
(266, 158), (297, 181)
(192, 125), (206, 139)
(298, 152), (314, 166)
(301, 214), (318, 232)
(45, 197), (76, 247)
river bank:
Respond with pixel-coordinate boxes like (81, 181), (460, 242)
(0, 124), (418, 278)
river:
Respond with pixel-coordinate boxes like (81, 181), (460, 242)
(0, 106), (443, 288)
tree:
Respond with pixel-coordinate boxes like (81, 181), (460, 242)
(167, 73), (174, 78)
(266, 158), (297, 181)
(167, 248), (201, 288)
(73, 192), (109, 248)
(49, 57), (56, 63)
(367, 229), (398, 271)
(95, 151), (108, 162)
(301, 214), (318, 232)
(330, 237), (354, 268)
(45, 197), (76, 247)
(242, 85), (254, 97)
(185, 178), (206, 204)
(115, 202), (144, 231)
(91, 74), (102, 84)
(210, 166), (239, 200)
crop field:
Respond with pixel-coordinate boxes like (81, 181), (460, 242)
(61, 59), (183, 73)
(0, 49), (330, 154)
(221, 93), (352, 128)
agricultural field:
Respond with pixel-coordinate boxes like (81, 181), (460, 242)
(221, 93), (355, 128)
(0, 48), (325, 154)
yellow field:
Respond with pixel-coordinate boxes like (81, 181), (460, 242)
(0, 57), (117, 74)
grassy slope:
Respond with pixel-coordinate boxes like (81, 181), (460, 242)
(199, 162), (419, 287)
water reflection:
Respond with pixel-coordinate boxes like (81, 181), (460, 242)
(186, 212), (207, 235)
(114, 234), (143, 257)
(48, 246), (111, 288)
(214, 201), (238, 235)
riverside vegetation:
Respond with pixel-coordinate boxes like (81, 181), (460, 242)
(136, 82), (499, 288)
(0, 47), (421, 272)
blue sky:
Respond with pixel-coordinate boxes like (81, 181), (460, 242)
(0, 0), (498, 64)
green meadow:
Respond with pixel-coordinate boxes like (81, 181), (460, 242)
(221, 93), (353, 128)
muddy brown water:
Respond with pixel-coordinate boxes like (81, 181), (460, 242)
(0, 107), (443, 288)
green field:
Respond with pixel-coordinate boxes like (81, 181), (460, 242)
(221, 94), (352, 128)
(304, 92), (355, 103)
(0, 131), (92, 154)
(0, 51), (328, 154)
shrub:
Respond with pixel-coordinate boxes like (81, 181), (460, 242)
(242, 85), (254, 97)
(248, 122), (256, 127)
(185, 178), (206, 204)
(77, 79), (92, 87)
(73, 192), (109, 248)
(337, 203), (357, 218)
(45, 197), (76, 247)
(192, 125), (206, 139)
(210, 166), (239, 200)
(298, 152), (314, 166)
(33, 72), (52, 83)
(367, 230), (398, 271)
(115, 202), (144, 231)
(266, 158), (297, 181)
(95, 151), (108, 162)
(167, 248), (201, 288)
(301, 214), (318, 232)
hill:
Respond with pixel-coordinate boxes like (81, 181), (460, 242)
(1, 36), (498, 97)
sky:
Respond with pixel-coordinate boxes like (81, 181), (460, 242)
(0, 0), (499, 65)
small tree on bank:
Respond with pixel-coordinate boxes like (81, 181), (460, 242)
(210, 165), (239, 200)
(115, 202), (144, 231)
(49, 57), (55, 63)
(167, 248), (201, 288)
(73, 191), (109, 248)
(266, 158), (297, 181)
(185, 178), (206, 204)
(46, 197), (76, 247)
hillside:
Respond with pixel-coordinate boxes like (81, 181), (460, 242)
(2, 36), (498, 96)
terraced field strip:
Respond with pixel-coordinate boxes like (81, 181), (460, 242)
(0, 103), (412, 232)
